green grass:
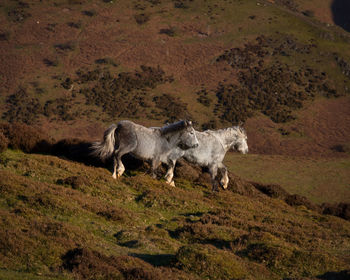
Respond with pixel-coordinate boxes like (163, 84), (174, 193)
(0, 269), (72, 280)
(0, 149), (349, 279)
(1, 0), (350, 276)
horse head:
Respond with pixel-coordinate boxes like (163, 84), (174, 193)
(160, 120), (198, 150)
(231, 126), (248, 154)
(178, 120), (199, 150)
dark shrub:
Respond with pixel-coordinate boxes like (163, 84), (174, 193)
(62, 248), (168, 279)
(321, 203), (350, 221)
(78, 66), (172, 119)
(94, 57), (118, 66)
(215, 35), (336, 124)
(153, 94), (192, 122)
(0, 132), (9, 153)
(68, 0), (86, 4)
(250, 182), (290, 199)
(0, 32), (10, 41)
(43, 58), (58, 67)
(173, 0), (193, 9)
(61, 78), (73, 89)
(0, 123), (52, 153)
(82, 10), (96, 17)
(8, 5), (31, 22)
(62, 248), (122, 279)
(302, 10), (314, 17)
(330, 144), (347, 153)
(54, 42), (76, 51)
(242, 242), (289, 266)
(159, 27), (176, 37)
(201, 120), (217, 130)
(134, 13), (150, 25)
(285, 194), (319, 211)
(4, 88), (43, 124)
(67, 21), (82, 28)
(44, 98), (76, 121)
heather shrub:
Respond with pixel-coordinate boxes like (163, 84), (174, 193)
(0, 131), (9, 153)
(0, 123), (52, 153)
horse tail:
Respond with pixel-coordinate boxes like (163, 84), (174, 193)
(90, 124), (119, 161)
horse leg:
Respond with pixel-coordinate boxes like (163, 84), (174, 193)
(209, 164), (219, 192)
(112, 151), (125, 179)
(218, 163), (229, 189)
(151, 159), (161, 179)
(112, 141), (137, 179)
(165, 159), (176, 187)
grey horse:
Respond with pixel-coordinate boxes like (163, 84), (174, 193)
(91, 120), (199, 185)
(169, 126), (248, 191)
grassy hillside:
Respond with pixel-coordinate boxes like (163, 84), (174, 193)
(1, 1), (350, 278)
(0, 0), (349, 156)
(0, 149), (349, 279)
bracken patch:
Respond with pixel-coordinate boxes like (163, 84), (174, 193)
(215, 35), (339, 124)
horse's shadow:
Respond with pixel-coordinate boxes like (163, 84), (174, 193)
(50, 138), (145, 172)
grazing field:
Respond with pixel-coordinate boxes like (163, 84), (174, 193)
(225, 153), (350, 204)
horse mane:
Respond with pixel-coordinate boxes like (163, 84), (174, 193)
(232, 126), (246, 136)
(160, 120), (188, 135)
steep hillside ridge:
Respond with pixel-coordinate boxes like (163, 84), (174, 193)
(0, 149), (349, 279)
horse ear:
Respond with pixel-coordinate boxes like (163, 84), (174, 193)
(186, 120), (192, 127)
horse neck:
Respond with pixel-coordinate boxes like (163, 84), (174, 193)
(213, 128), (238, 151)
(164, 130), (181, 146)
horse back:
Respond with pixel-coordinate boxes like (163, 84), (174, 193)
(184, 130), (225, 166)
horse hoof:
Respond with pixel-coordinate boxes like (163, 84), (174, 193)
(112, 174), (117, 179)
(166, 181), (175, 187)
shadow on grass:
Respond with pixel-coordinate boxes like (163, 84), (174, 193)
(130, 253), (175, 267)
(317, 269), (350, 280)
(51, 138), (146, 171)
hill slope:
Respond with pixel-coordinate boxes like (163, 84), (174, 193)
(0, 0), (350, 156)
(1, 1), (350, 278)
(0, 149), (349, 279)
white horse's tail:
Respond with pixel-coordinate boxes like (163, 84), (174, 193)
(90, 124), (118, 161)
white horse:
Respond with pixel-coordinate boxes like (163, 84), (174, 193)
(170, 126), (248, 191)
(91, 120), (199, 186)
